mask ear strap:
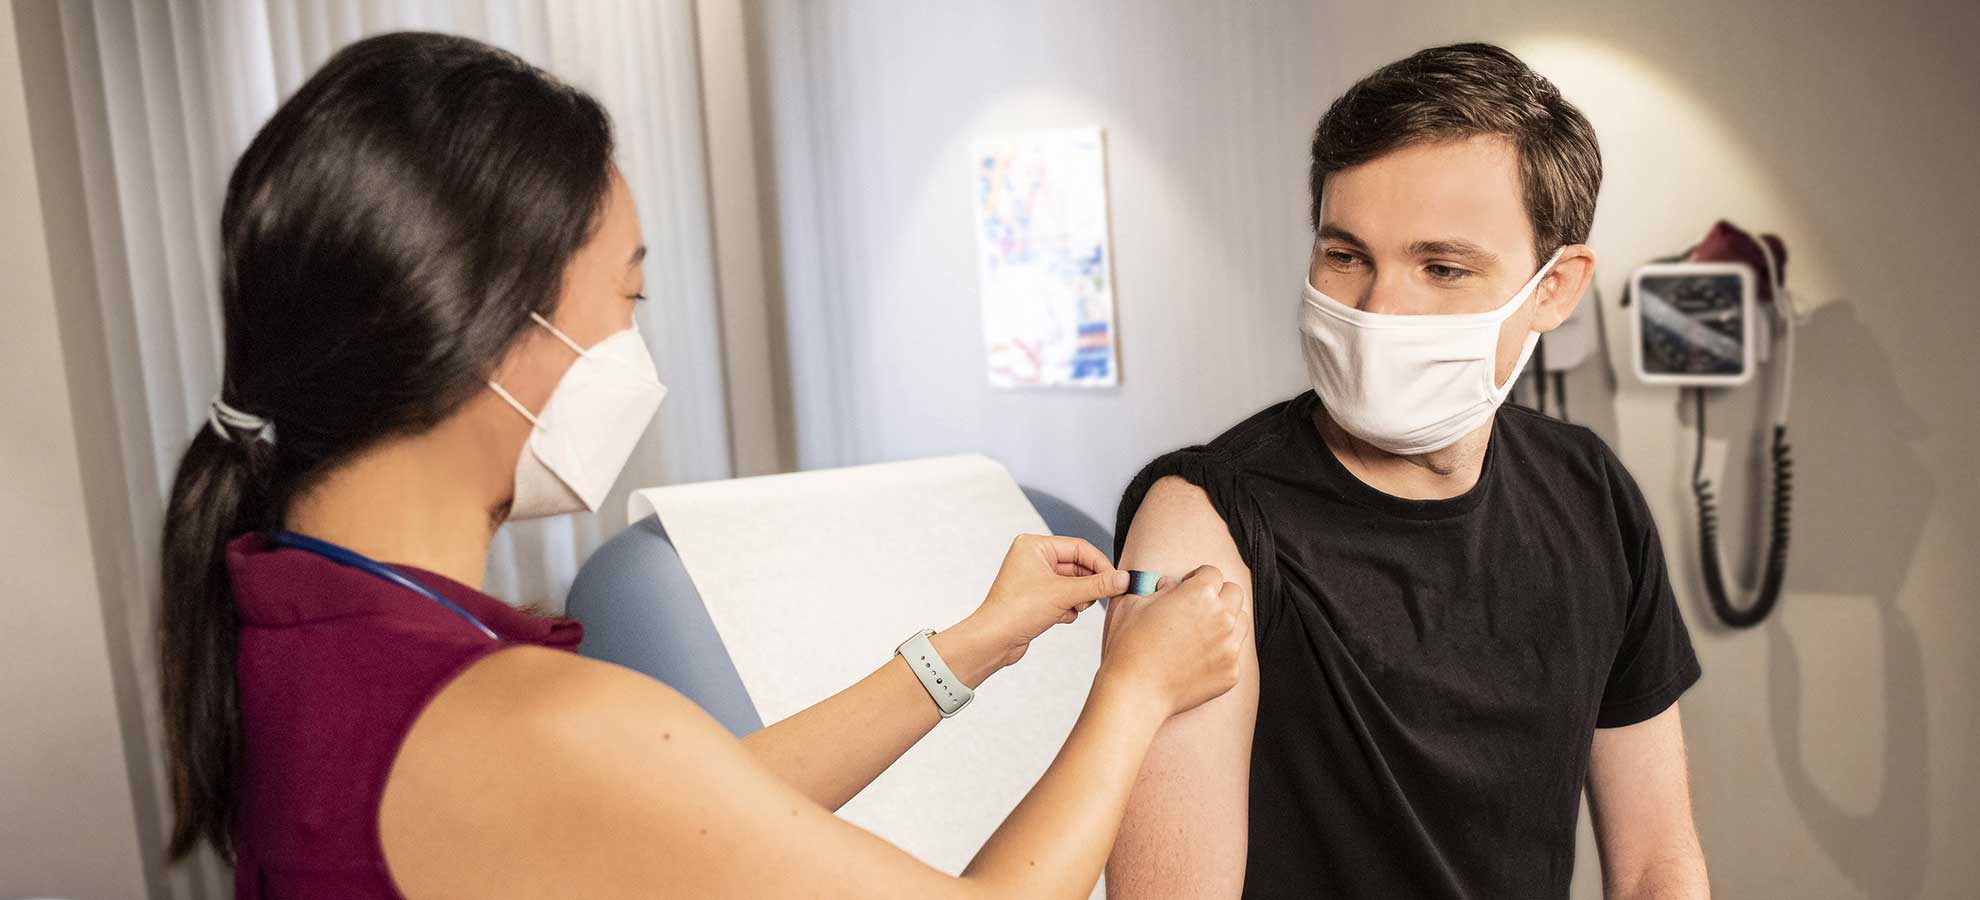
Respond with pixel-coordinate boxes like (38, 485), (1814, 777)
(1489, 248), (1568, 395)
(1494, 246), (1569, 320)
(531, 312), (590, 357)
(488, 313), (605, 428)
(487, 380), (542, 429)
(1493, 331), (1544, 399)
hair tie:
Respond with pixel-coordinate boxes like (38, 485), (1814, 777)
(207, 397), (276, 445)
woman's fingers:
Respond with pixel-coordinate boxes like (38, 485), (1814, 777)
(1035, 534), (1116, 578)
(1216, 579), (1253, 652)
(1072, 570), (1130, 605)
(1172, 564), (1226, 592)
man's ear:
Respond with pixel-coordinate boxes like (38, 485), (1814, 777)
(1531, 244), (1596, 333)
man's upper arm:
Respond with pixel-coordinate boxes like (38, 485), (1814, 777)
(1586, 704), (1710, 898)
(1105, 476), (1260, 900)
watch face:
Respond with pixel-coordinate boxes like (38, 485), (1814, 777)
(1638, 272), (1747, 377)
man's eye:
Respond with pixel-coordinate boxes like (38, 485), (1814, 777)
(1325, 251), (1360, 267)
(1425, 264), (1470, 282)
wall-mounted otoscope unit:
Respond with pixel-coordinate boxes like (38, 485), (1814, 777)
(1625, 221), (1799, 628)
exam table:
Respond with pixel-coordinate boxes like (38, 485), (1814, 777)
(565, 486), (1112, 738)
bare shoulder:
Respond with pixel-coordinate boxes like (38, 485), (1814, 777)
(409, 644), (709, 754)
(379, 645), (741, 898)
(1126, 476), (1249, 587)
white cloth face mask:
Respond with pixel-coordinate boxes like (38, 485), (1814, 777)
(488, 312), (668, 520)
(1299, 247), (1564, 456)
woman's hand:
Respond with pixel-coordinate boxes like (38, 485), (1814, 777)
(1095, 565), (1248, 718)
(936, 535), (1128, 689)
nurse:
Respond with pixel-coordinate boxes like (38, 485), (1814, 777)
(158, 31), (1247, 900)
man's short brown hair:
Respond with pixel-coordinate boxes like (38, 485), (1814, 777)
(1309, 42), (1602, 265)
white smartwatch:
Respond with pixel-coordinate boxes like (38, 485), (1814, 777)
(896, 628), (974, 718)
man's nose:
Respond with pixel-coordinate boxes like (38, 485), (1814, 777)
(1354, 272), (1418, 315)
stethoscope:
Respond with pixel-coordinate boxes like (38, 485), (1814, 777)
(268, 530), (500, 641)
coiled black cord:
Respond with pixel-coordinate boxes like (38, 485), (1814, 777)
(1691, 388), (1794, 627)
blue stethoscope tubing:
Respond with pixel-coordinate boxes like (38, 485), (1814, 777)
(268, 530), (500, 641)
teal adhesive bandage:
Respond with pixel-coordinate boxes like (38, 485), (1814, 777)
(1125, 570), (1165, 596)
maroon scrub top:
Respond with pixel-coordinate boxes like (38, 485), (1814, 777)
(228, 532), (583, 899)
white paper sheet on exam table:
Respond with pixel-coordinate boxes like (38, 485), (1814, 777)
(629, 455), (1106, 896)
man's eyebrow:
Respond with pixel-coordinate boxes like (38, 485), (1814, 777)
(1317, 224), (1366, 249)
(627, 245), (647, 268)
(1408, 238), (1498, 267)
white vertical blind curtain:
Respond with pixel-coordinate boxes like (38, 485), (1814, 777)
(56, 1), (726, 895)
(755, 0), (855, 471)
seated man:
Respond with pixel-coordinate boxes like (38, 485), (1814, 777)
(1105, 44), (1707, 900)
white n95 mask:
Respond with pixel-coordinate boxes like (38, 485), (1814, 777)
(488, 312), (667, 520)
(1299, 247), (1563, 456)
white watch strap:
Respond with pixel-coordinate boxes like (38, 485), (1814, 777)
(897, 629), (973, 718)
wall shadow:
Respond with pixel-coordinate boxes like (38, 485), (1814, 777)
(1762, 300), (1933, 898)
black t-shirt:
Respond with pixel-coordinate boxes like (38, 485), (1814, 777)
(1114, 391), (1700, 900)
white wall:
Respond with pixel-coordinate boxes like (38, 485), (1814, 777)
(0, 0), (152, 896)
(754, 1), (1980, 897)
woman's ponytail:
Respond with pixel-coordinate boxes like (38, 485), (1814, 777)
(159, 409), (274, 862)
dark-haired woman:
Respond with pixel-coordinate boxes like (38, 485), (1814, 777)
(159, 31), (1246, 899)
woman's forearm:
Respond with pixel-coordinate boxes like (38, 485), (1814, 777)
(740, 623), (1004, 811)
(960, 676), (1168, 900)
